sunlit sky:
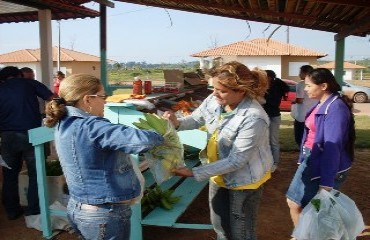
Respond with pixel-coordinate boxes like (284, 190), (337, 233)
(1, 2), (370, 64)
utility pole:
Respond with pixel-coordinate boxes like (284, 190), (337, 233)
(57, 21), (61, 71)
(287, 26), (290, 44)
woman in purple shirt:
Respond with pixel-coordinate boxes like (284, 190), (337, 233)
(286, 68), (355, 227)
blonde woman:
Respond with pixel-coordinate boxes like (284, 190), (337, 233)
(44, 74), (164, 240)
(164, 61), (273, 240)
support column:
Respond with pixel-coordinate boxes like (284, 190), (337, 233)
(38, 9), (53, 89)
(334, 38), (345, 89)
(100, 4), (111, 94)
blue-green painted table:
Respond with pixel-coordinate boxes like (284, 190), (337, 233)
(28, 102), (212, 239)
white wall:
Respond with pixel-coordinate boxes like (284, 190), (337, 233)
(198, 55), (282, 77)
(330, 69), (354, 81)
(234, 56), (282, 77)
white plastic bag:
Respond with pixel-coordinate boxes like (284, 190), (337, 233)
(124, 99), (155, 110)
(144, 121), (185, 184)
(130, 156), (145, 205)
(25, 201), (70, 232)
(0, 155), (11, 169)
(293, 189), (365, 240)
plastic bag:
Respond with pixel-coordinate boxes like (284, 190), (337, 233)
(0, 155), (12, 169)
(124, 99), (155, 110)
(293, 189), (365, 240)
(130, 156), (145, 205)
(25, 201), (70, 232)
(144, 120), (185, 184)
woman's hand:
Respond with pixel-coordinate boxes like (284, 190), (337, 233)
(162, 111), (180, 129)
(172, 167), (193, 177)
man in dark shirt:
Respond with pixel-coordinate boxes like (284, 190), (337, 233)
(263, 70), (289, 172)
(0, 66), (54, 220)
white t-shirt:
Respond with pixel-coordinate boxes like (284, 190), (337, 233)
(291, 80), (318, 122)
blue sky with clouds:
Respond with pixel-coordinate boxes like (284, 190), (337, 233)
(1, 2), (369, 64)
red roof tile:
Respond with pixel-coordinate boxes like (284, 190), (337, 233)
(318, 61), (366, 69)
(191, 38), (326, 58)
(0, 47), (100, 63)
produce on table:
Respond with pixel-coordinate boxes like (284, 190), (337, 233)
(45, 160), (63, 176)
(141, 185), (182, 214)
(133, 113), (185, 184)
(171, 98), (202, 116)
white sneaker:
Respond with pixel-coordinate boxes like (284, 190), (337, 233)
(271, 164), (278, 173)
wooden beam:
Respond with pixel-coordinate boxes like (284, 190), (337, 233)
(335, 15), (370, 40)
(118, 0), (348, 24)
(92, 0), (115, 8)
(309, 0), (370, 8)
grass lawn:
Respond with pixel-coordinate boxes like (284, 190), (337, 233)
(280, 114), (370, 151)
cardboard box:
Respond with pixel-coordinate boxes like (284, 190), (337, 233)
(163, 70), (184, 90)
(184, 77), (208, 86)
(19, 170), (66, 206)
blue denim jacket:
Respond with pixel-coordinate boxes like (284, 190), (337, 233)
(178, 95), (273, 188)
(54, 106), (164, 204)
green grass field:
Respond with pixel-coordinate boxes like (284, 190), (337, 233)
(109, 69), (167, 84)
(280, 114), (370, 151)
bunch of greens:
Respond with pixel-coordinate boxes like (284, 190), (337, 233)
(133, 113), (184, 183)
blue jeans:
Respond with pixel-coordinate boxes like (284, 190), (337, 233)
(294, 120), (305, 146)
(269, 116), (281, 166)
(286, 147), (348, 208)
(67, 198), (132, 240)
(1, 131), (40, 216)
(209, 181), (263, 240)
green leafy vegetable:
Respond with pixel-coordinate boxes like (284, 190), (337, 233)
(311, 198), (321, 212)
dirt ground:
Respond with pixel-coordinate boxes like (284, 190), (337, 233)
(0, 150), (369, 240)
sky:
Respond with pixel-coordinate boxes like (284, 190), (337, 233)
(1, 2), (370, 64)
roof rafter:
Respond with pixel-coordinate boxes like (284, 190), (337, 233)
(335, 15), (370, 40)
(119, 0), (350, 25)
(312, 0), (370, 8)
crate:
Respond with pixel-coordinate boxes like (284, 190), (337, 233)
(19, 170), (66, 206)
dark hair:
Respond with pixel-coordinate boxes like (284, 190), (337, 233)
(56, 71), (65, 77)
(307, 68), (341, 93)
(300, 65), (314, 75)
(0, 66), (22, 80)
(265, 70), (276, 79)
(20, 67), (34, 73)
(307, 68), (356, 160)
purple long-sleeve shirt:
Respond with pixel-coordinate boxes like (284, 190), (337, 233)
(299, 94), (353, 187)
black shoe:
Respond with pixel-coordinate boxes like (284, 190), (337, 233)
(7, 208), (24, 220)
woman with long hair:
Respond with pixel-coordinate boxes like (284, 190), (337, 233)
(286, 68), (355, 227)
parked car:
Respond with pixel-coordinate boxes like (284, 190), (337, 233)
(280, 79), (297, 111)
(342, 81), (370, 103)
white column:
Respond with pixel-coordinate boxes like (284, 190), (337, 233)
(38, 9), (53, 89)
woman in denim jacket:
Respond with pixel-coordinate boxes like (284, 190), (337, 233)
(164, 61), (274, 240)
(44, 74), (164, 240)
(286, 68), (355, 228)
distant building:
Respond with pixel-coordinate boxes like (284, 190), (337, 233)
(0, 47), (101, 82)
(317, 61), (367, 81)
(191, 38), (327, 80)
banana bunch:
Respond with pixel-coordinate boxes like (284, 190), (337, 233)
(133, 113), (182, 149)
(133, 113), (185, 184)
(133, 113), (168, 135)
(141, 185), (182, 214)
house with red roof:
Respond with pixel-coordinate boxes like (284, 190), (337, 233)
(191, 38), (327, 80)
(317, 61), (366, 81)
(0, 47), (101, 82)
